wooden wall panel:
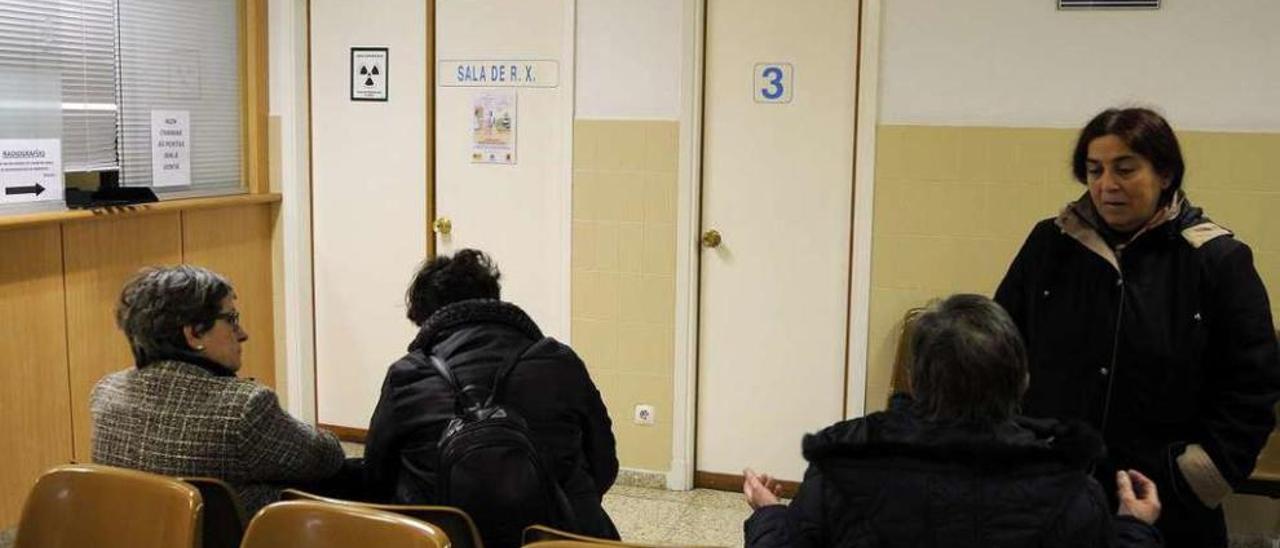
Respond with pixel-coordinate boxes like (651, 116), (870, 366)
(182, 204), (276, 388)
(0, 226), (74, 527)
(63, 214), (183, 461)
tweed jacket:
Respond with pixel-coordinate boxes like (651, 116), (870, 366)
(90, 360), (344, 515)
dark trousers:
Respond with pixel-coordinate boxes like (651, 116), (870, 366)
(299, 457), (372, 501)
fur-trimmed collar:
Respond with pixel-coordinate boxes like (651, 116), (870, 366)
(1055, 190), (1228, 272)
(803, 395), (1104, 471)
(408, 299), (543, 352)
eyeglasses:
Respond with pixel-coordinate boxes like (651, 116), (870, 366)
(214, 310), (241, 328)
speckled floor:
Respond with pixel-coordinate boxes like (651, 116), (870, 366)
(604, 485), (752, 547)
(347, 440), (752, 546)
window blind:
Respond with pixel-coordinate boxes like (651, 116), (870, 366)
(117, 0), (241, 192)
(0, 0), (119, 172)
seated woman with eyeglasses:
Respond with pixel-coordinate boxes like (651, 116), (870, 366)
(90, 265), (345, 515)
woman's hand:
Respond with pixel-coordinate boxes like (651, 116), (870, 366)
(1116, 469), (1161, 525)
(743, 468), (784, 510)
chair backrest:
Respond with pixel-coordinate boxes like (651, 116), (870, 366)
(522, 525), (715, 548)
(180, 477), (246, 548)
(241, 500), (451, 548)
(281, 488), (484, 548)
(524, 542), (604, 548)
(523, 525), (629, 546)
(14, 464), (202, 548)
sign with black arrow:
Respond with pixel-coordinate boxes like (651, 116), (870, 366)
(5, 183), (45, 196)
(0, 138), (62, 205)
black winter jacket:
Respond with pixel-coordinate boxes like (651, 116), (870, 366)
(364, 299), (619, 544)
(744, 396), (1162, 548)
(995, 194), (1280, 547)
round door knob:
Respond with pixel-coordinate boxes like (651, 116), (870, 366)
(701, 229), (722, 248)
(433, 217), (452, 235)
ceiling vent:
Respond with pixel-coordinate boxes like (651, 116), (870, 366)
(1059, 0), (1159, 9)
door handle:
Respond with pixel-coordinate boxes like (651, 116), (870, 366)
(433, 217), (452, 235)
(701, 229), (722, 248)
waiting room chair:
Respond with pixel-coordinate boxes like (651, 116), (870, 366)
(180, 476), (246, 548)
(523, 525), (711, 548)
(281, 488), (484, 548)
(524, 542), (604, 548)
(241, 500), (451, 548)
(14, 463), (201, 548)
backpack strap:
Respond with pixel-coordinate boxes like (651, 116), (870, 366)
(410, 351), (473, 413)
(485, 338), (540, 406)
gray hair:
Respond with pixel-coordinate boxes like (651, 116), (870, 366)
(115, 265), (234, 366)
(910, 294), (1028, 423)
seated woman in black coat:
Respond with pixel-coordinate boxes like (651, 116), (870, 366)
(364, 249), (619, 547)
(742, 294), (1164, 548)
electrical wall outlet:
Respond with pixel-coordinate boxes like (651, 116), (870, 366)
(633, 404), (656, 426)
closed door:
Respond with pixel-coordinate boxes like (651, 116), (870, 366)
(311, 0), (428, 430)
(433, 0), (572, 338)
(696, 0), (859, 482)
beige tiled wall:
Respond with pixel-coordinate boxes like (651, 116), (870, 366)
(867, 125), (1280, 412)
(572, 119), (679, 472)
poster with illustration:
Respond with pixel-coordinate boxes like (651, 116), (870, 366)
(471, 90), (516, 164)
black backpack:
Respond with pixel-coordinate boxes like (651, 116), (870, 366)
(426, 342), (577, 546)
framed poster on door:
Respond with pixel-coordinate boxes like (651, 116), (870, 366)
(351, 47), (389, 101)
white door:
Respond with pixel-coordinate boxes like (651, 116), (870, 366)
(696, 0), (859, 482)
(434, 0), (573, 339)
(311, 0), (428, 430)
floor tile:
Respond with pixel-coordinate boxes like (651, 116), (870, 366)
(666, 504), (750, 547)
(602, 492), (686, 544)
(688, 488), (751, 511)
(608, 484), (697, 504)
(341, 441), (365, 458)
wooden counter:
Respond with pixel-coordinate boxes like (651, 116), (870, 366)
(0, 194), (280, 527)
(0, 193), (281, 231)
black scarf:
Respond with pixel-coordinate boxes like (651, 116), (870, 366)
(138, 348), (237, 377)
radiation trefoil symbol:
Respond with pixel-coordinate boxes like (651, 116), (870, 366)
(358, 64), (381, 87)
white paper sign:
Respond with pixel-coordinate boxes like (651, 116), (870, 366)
(439, 60), (559, 88)
(471, 90), (517, 165)
(151, 110), (191, 187)
(0, 138), (62, 204)
(351, 48), (389, 101)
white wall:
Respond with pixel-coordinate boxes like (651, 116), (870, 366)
(879, 0), (1280, 131)
(575, 0), (682, 120)
(268, 0), (315, 420)
(310, 0), (427, 429)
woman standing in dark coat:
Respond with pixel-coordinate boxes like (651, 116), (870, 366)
(995, 108), (1280, 547)
(364, 249), (619, 546)
(742, 294), (1163, 548)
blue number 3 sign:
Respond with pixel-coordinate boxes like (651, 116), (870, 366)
(754, 63), (793, 103)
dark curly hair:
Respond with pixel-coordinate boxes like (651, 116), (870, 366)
(406, 249), (502, 325)
(116, 265), (234, 366)
(1072, 107), (1185, 203)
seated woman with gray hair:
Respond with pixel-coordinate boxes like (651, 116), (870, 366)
(90, 265), (344, 515)
(742, 294), (1164, 547)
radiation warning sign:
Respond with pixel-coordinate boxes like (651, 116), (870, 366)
(351, 47), (388, 101)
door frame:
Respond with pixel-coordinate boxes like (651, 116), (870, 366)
(667, 0), (883, 490)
